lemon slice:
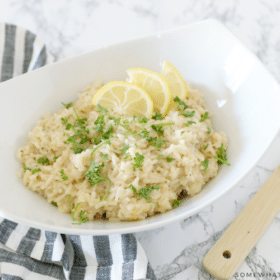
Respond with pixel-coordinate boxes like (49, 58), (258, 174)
(161, 60), (188, 110)
(127, 68), (171, 116)
(92, 81), (153, 117)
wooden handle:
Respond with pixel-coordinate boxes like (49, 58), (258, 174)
(203, 165), (280, 280)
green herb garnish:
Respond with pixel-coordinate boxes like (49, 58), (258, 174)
(172, 199), (182, 208)
(61, 118), (68, 125)
(157, 155), (175, 162)
(151, 122), (175, 135)
(152, 112), (163, 120)
(60, 169), (68, 181)
(185, 121), (196, 127)
(207, 126), (211, 134)
(120, 143), (129, 155)
(214, 144), (230, 166)
(202, 159), (209, 173)
(147, 137), (166, 148)
(32, 168), (41, 174)
(182, 110), (195, 118)
(124, 153), (131, 159)
(62, 102), (73, 109)
(125, 184), (160, 204)
(131, 153), (145, 169)
(51, 201), (58, 207)
(53, 157), (58, 162)
(200, 112), (209, 122)
(23, 164), (31, 172)
(204, 144), (209, 150)
(174, 96), (188, 111)
(97, 104), (108, 114)
(100, 152), (109, 161)
(138, 116), (149, 124)
(67, 195), (88, 225)
(37, 157), (50, 165)
(94, 115), (105, 133)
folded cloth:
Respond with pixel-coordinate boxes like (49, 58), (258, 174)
(0, 23), (156, 280)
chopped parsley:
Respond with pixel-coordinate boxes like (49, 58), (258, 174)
(100, 152), (109, 161)
(139, 129), (149, 139)
(214, 144), (230, 166)
(200, 112), (209, 122)
(124, 153), (131, 160)
(147, 137), (166, 148)
(151, 122), (174, 135)
(67, 195), (89, 225)
(157, 155), (175, 162)
(185, 121), (196, 127)
(23, 164), (31, 172)
(207, 126), (211, 134)
(120, 143), (129, 155)
(94, 115), (105, 133)
(138, 116), (149, 124)
(204, 144), (209, 150)
(60, 169), (68, 181)
(174, 96), (188, 111)
(152, 112), (163, 120)
(131, 153), (145, 169)
(65, 123), (72, 130)
(97, 104), (108, 114)
(51, 201), (58, 207)
(61, 118), (68, 125)
(62, 102), (73, 109)
(202, 159), (209, 173)
(125, 184), (160, 204)
(85, 161), (112, 201)
(172, 199), (182, 208)
(20, 150), (23, 153)
(37, 157), (50, 165)
(32, 168), (41, 174)
(182, 110), (195, 118)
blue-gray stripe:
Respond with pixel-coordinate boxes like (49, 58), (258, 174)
(1, 24), (16, 82)
(32, 45), (47, 70)
(146, 262), (157, 280)
(0, 219), (17, 245)
(16, 227), (41, 256)
(93, 236), (112, 280)
(41, 231), (57, 262)
(121, 234), (137, 279)
(60, 234), (74, 272)
(0, 249), (64, 280)
(22, 30), (36, 74)
(1, 275), (23, 280)
(67, 235), (86, 279)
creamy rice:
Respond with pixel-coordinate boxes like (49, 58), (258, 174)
(16, 79), (228, 222)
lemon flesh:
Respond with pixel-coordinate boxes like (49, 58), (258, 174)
(161, 60), (188, 110)
(127, 68), (171, 117)
(92, 81), (154, 118)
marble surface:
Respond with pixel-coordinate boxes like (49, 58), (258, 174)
(1, 0), (280, 279)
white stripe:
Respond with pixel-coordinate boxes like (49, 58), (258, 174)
(84, 265), (98, 280)
(28, 35), (45, 71)
(0, 262), (57, 280)
(5, 224), (29, 251)
(12, 26), (25, 78)
(30, 230), (46, 260)
(133, 240), (149, 279)
(0, 22), (6, 79)
(109, 234), (123, 280)
(51, 234), (65, 262)
(80, 235), (98, 266)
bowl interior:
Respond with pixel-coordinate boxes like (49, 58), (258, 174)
(0, 19), (280, 234)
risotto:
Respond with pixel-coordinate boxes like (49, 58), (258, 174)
(16, 79), (229, 222)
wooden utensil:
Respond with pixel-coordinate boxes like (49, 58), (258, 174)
(203, 165), (280, 280)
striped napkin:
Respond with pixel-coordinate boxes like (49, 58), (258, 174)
(0, 23), (156, 280)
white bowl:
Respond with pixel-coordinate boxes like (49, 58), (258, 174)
(1, 19), (280, 235)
